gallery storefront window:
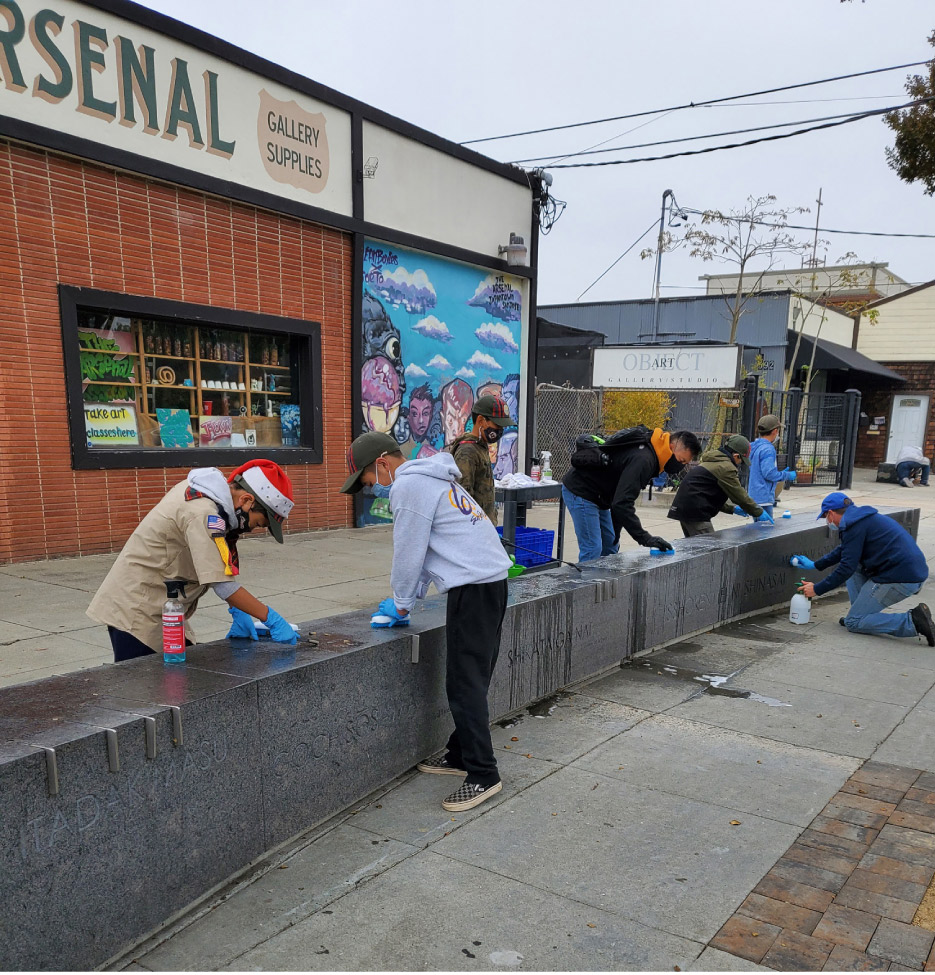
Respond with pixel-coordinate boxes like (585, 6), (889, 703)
(61, 286), (322, 469)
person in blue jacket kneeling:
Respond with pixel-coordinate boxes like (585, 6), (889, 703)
(748, 414), (797, 515)
(792, 492), (934, 645)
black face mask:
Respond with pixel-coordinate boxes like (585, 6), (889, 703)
(227, 507), (251, 541)
(663, 455), (685, 477)
(482, 426), (502, 444)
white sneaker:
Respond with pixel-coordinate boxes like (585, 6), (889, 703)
(900, 477), (915, 488)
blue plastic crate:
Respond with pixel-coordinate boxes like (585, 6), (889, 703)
(497, 525), (555, 567)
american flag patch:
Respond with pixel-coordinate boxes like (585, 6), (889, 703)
(206, 515), (226, 535)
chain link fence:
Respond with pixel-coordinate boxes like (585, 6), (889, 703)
(534, 384), (603, 481)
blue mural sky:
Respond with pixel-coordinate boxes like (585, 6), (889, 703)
(364, 240), (522, 392)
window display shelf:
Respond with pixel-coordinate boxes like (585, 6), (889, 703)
(249, 363), (290, 371)
(86, 379), (142, 387)
(143, 353), (195, 361)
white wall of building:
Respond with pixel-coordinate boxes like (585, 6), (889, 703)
(788, 296), (856, 347)
(363, 122), (532, 260)
(857, 284), (935, 362)
(703, 265), (911, 299)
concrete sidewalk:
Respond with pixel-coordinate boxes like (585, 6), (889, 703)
(110, 535), (935, 971)
(60, 469), (933, 973)
(2, 469), (933, 689)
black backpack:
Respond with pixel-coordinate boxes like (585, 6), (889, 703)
(570, 425), (652, 469)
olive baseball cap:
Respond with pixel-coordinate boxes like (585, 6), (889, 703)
(723, 434), (752, 465)
(757, 414), (782, 433)
(473, 394), (513, 427)
(340, 431), (400, 494)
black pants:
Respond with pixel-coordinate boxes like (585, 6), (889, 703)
(680, 520), (714, 538)
(108, 626), (192, 662)
(443, 578), (508, 787)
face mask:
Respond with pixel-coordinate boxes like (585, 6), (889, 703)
(829, 522), (840, 533)
(482, 426), (502, 445)
(369, 482), (391, 498)
(663, 455), (684, 477)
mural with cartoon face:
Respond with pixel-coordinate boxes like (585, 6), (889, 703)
(359, 240), (524, 523)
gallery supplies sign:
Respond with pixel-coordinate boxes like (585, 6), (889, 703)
(84, 403), (138, 446)
(592, 345), (741, 389)
(0, 0), (351, 214)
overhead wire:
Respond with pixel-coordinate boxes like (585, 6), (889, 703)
(575, 219), (660, 301)
(543, 97), (935, 168)
(460, 60), (931, 145)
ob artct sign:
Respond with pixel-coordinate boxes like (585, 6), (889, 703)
(592, 345), (740, 389)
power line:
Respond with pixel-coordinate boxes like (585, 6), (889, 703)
(676, 207), (935, 240)
(460, 60), (930, 145)
(509, 107), (887, 164)
(546, 97), (935, 168)
(576, 219), (659, 301)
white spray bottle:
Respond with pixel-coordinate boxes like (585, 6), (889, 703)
(789, 579), (811, 624)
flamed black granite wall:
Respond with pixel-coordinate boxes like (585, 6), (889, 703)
(0, 508), (918, 970)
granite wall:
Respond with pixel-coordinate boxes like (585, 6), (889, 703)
(0, 509), (918, 970)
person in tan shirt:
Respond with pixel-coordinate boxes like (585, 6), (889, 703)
(88, 459), (298, 661)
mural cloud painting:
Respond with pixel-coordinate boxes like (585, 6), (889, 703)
(405, 363), (429, 379)
(456, 367), (475, 379)
(467, 274), (522, 323)
(475, 321), (519, 353)
(378, 266), (437, 315)
(412, 315), (453, 343)
(426, 354), (452, 371)
(467, 351), (502, 372)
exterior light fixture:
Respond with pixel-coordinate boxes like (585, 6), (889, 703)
(498, 232), (528, 267)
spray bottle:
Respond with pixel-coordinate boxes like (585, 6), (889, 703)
(789, 579), (811, 625)
(540, 450), (553, 481)
(162, 581), (186, 664)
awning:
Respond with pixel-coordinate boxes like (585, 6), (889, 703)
(786, 331), (906, 382)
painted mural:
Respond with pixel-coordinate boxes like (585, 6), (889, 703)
(360, 240), (523, 522)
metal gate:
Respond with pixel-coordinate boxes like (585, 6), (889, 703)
(741, 377), (861, 490)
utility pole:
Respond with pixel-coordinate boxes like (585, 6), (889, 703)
(809, 187), (823, 294)
(650, 188), (673, 343)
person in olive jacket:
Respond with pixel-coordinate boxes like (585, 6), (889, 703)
(668, 434), (774, 537)
(448, 394), (513, 523)
(563, 428), (701, 560)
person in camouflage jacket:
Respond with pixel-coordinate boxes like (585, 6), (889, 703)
(448, 394), (513, 523)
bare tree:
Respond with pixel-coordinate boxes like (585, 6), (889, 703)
(643, 195), (812, 344)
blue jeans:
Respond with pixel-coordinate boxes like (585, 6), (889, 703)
(896, 461), (929, 485)
(843, 572), (922, 638)
(562, 486), (619, 562)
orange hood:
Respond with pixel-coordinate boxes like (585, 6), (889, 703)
(650, 428), (672, 474)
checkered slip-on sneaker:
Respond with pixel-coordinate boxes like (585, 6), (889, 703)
(442, 780), (502, 812)
(416, 756), (466, 776)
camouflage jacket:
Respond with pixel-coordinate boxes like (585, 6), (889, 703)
(449, 433), (497, 524)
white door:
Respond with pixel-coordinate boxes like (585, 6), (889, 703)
(886, 395), (930, 462)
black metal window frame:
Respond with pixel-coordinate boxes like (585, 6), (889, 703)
(60, 285), (323, 470)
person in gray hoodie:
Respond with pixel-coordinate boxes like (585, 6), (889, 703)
(341, 431), (511, 813)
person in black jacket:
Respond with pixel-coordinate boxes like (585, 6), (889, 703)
(562, 428), (700, 561)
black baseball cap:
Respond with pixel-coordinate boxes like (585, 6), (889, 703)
(473, 394), (513, 427)
(340, 431), (400, 494)
(723, 434), (751, 465)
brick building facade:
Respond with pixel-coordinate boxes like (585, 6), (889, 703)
(0, 0), (537, 564)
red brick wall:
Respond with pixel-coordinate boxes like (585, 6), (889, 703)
(852, 362), (935, 468)
(0, 140), (354, 564)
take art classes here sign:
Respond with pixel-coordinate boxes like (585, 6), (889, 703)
(593, 345), (741, 389)
(0, 0), (352, 214)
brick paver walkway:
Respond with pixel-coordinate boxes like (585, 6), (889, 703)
(710, 762), (935, 971)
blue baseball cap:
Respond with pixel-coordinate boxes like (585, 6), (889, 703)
(817, 492), (852, 518)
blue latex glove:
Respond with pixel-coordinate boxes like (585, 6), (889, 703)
(756, 509), (775, 524)
(227, 606), (258, 640)
(733, 505), (750, 517)
(265, 606), (298, 645)
(371, 597), (410, 628)
(790, 554), (816, 570)
(782, 468), (798, 482)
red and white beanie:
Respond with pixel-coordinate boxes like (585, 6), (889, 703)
(228, 460), (294, 542)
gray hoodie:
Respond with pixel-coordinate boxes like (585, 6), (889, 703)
(388, 453), (511, 611)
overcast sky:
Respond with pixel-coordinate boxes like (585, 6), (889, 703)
(144, 0), (935, 306)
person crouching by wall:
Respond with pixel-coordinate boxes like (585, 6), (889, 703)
(340, 431), (512, 813)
